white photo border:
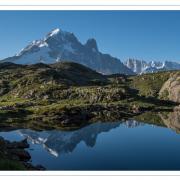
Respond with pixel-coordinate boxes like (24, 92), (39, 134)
(0, 4), (180, 178)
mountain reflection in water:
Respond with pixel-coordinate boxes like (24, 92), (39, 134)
(18, 120), (142, 157)
(1, 109), (180, 170)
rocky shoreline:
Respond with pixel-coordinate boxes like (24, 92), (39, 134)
(0, 137), (45, 170)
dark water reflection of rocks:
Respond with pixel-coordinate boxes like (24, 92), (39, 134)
(159, 107), (180, 133)
(17, 120), (142, 157)
(134, 106), (180, 133)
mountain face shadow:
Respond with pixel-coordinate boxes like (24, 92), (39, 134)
(18, 120), (142, 157)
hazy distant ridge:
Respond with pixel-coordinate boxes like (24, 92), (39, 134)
(125, 58), (180, 74)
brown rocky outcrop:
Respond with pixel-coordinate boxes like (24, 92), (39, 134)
(159, 72), (180, 103)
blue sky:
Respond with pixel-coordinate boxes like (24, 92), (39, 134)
(0, 11), (180, 62)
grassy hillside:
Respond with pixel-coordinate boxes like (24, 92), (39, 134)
(0, 61), (178, 130)
(129, 71), (179, 98)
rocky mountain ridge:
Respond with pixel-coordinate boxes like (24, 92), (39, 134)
(1, 28), (134, 75)
(125, 58), (180, 74)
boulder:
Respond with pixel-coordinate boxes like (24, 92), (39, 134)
(159, 72), (180, 103)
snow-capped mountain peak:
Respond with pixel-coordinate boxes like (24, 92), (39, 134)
(48, 28), (60, 37)
(125, 58), (180, 74)
(45, 28), (69, 40)
(1, 28), (134, 75)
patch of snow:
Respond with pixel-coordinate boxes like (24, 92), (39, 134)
(48, 28), (60, 37)
(43, 145), (59, 157)
(56, 57), (61, 62)
(16, 40), (48, 56)
(151, 61), (155, 67)
(14, 46), (54, 64)
(38, 41), (48, 48)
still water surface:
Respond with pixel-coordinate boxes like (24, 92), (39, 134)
(0, 120), (180, 170)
